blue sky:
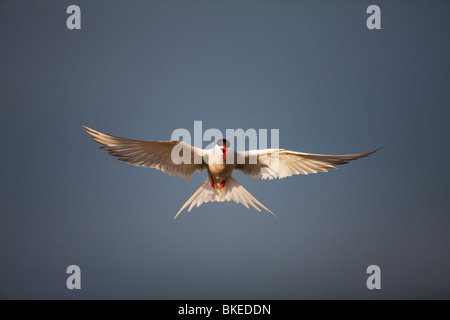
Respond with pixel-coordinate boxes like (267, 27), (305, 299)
(0, 0), (449, 299)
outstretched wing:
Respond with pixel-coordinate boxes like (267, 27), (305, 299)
(235, 148), (380, 180)
(83, 125), (207, 180)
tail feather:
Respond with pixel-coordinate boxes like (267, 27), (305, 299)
(174, 179), (209, 219)
(174, 176), (277, 219)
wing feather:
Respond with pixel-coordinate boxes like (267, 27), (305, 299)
(83, 125), (206, 180)
(235, 148), (380, 180)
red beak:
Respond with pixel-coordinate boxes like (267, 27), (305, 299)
(221, 146), (227, 159)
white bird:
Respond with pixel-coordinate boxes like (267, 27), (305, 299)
(83, 125), (380, 219)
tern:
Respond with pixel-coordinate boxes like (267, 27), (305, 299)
(83, 125), (379, 218)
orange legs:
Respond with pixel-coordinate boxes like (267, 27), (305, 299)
(211, 177), (225, 189)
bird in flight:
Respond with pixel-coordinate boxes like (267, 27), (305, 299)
(83, 125), (379, 219)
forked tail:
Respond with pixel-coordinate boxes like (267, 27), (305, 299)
(174, 176), (277, 219)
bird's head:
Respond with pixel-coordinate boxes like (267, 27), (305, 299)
(216, 139), (230, 160)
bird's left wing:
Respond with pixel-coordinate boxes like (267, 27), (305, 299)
(83, 125), (207, 180)
(234, 148), (380, 180)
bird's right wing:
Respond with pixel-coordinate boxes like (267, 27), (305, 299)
(235, 148), (380, 180)
(83, 125), (207, 180)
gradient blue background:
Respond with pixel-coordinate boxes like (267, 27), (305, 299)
(1, 0), (449, 299)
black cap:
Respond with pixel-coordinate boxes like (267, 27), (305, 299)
(216, 139), (230, 148)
